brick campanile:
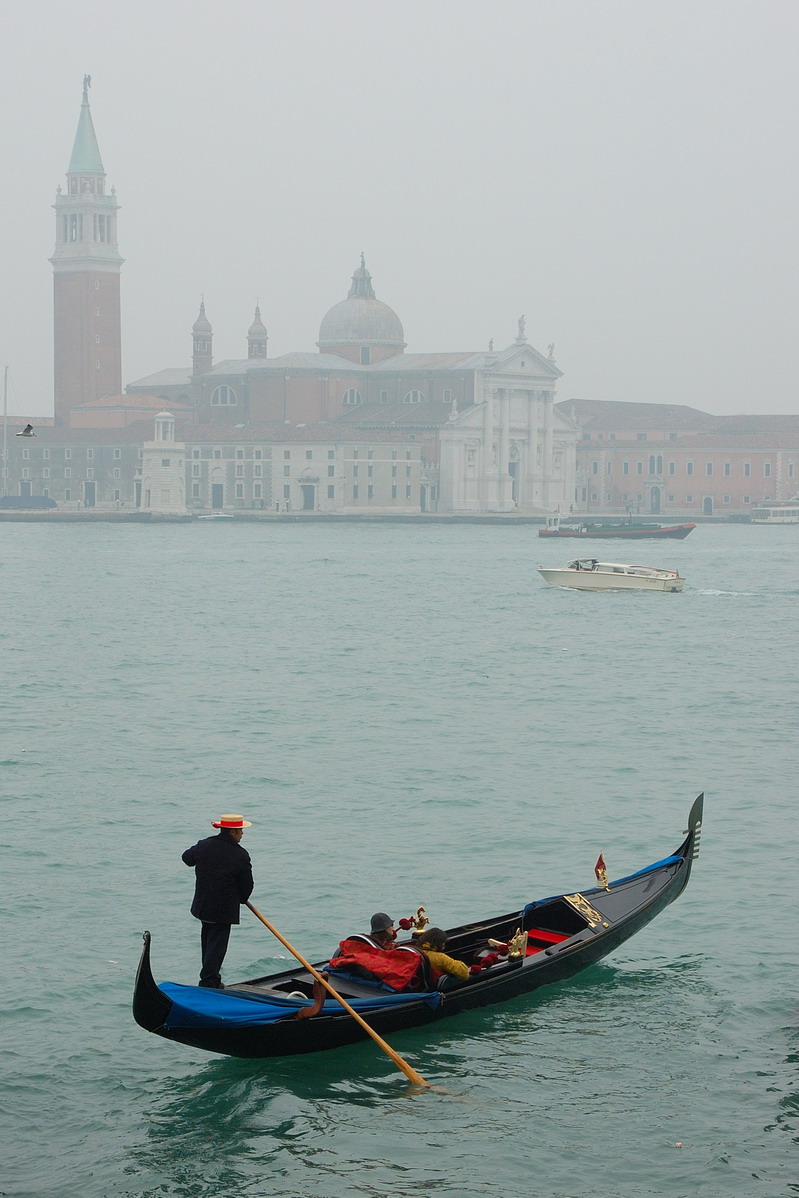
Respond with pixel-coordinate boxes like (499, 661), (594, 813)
(50, 76), (123, 425)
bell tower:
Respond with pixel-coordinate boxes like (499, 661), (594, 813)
(51, 77), (123, 425)
(247, 304), (268, 359)
(192, 301), (213, 373)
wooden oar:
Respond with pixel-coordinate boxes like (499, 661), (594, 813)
(246, 900), (430, 1088)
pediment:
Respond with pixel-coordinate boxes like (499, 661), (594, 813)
(489, 342), (562, 380)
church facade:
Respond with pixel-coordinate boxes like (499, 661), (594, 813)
(125, 258), (577, 515)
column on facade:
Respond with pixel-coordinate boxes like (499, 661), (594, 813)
(481, 387), (498, 508)
(524, 391), (540, 509)
(438, 429), (463, 512)
(541, 390), (554, 507)
(498, 388), (512, 509)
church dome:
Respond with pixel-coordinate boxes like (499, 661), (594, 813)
(317, 256), (405, 352)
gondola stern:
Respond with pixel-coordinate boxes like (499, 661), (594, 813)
(666, 792), (704, 904)
(677, 792), (704, 866)
(685, 792), (704, 857)
(132, 930), (173, 1034)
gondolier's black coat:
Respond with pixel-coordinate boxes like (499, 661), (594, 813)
(182, 832), (253, 924)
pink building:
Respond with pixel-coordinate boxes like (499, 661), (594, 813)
(561, 400), (799, 517)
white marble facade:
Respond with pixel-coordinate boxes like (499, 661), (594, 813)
(140, 413), (188, 515)
(438, 338), (577, 514)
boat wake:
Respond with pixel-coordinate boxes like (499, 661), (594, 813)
(696, 588), (755, 597)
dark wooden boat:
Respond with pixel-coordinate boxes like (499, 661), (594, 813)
(133, 794), (703, 1060)
(539, 519), (697, 540)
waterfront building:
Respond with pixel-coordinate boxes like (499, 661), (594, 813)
(127, 264), (576, 514)
(25, 83), (578, 515)
(140, 412), (187, 515)
(8, 81), (795, 522)
(564, 400), (799, 517)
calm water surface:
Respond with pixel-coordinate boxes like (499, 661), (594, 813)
(1, 521), (797, 1197)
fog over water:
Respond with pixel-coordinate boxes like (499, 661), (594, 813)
(1, 0), (798, 418)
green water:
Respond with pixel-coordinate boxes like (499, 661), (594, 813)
(1, 522), (797, 1197)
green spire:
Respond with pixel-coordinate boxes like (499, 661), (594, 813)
(67, 75), (105, 175)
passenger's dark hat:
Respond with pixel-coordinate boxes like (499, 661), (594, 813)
(370, 912), (394, 934)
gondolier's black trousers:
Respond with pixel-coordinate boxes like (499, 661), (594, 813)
(199, 921), (231, 988)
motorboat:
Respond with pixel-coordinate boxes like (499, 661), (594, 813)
(750, 496), (799, 524)
(538, 515), (696, 539)
(539, 559), (684, 592)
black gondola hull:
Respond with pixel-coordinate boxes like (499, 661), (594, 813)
(133, 795), (703, 1059)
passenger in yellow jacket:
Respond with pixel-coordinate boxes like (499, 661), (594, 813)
(415, 927), (469, 982)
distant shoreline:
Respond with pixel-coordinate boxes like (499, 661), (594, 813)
(0, 510), (750, 526)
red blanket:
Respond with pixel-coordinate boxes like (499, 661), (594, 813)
(330, 939), (423, 990)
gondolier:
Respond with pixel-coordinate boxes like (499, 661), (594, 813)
(182, 814), (254, 989)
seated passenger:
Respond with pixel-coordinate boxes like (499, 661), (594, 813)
(415, 927), (469, 982)
(365, 912), (397, 948)
(329, 913), (425, 990)
(330, 912), (396, 956)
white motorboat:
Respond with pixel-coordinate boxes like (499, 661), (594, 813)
(539, 559), (684, 592)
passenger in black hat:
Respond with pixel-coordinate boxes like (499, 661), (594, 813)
(367, 912), (397, 948)
(328, 912), (398, 965)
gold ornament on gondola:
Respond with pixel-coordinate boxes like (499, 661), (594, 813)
(488, 927), (529, 957)
(506, 927), (528, 958)
(410, 906), (429, 935)
(564, 892), (610, 929)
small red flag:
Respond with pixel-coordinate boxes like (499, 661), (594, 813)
(595, 853), (607, 883)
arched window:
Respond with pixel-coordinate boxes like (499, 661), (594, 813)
(210, 386), (237, 406)
(342, 389), (362, 406)
(403, 390), (425, 404)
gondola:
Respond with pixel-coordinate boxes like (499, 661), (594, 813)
(133, 793), (703, 1060)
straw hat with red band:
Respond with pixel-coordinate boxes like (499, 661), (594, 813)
(212, 814), (252, 829)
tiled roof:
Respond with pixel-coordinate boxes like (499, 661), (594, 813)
(3, 416), (54, 429)
(174, 421), (421, 444)
(559, 398), (714, 429)
(658, 431), (799, 450)
(22, 420), (156, 444)
(250, 352), (360, 372)
(12, 418), (423, 446)
(126, 369), (192, 388)
(373, 352), (485, 371)
(331, 401), (453, 428)
(127, 351), (490, 385)
(708, 413), (799, 435)
(72, 393), (191, 411)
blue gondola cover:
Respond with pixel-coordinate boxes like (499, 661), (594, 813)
(159, 982), (442, 1029)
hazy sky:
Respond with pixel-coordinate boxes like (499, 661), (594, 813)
(2, 0), (797, 416)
